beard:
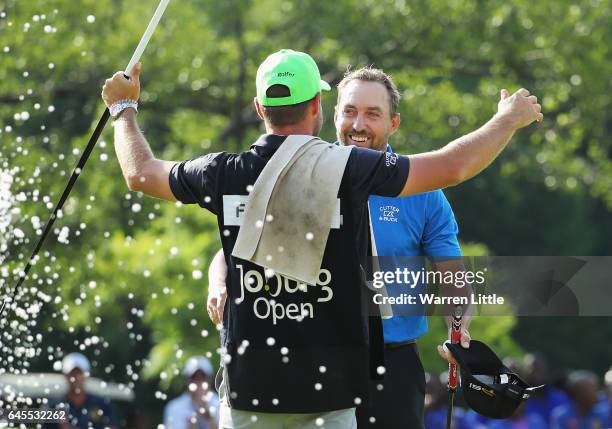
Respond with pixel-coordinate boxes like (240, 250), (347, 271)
(338, 128), (388, 151)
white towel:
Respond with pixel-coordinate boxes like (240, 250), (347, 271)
(232, 135), (352, 285)
(367, 201), (393, 319)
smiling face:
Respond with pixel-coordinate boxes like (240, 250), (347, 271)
(335, 79), (400, 151)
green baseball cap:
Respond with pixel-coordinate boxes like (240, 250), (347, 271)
(256, 49), (331, 107)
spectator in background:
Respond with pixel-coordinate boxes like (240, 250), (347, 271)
(524, 353), (570, 424)
(488, 402), (547, 429)
(164, 356), (219, 429)
(51, 352), (118, 429)
(551, 370), (610, 429)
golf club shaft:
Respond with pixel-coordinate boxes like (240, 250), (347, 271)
(0, 0), (171, 320)
(0, 109), (110, 318)
(446, 391), (455, 429)
(446, 305), (463, 429)
(125, 0), (171, 77)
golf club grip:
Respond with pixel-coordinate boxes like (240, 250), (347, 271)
(124, 0), (171, 76)
(448, 308), (462, 390)
(0, 109), (110, 320)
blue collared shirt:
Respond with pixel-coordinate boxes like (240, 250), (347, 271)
(369, 145), (462, 344)
(550, 397), (611, 429)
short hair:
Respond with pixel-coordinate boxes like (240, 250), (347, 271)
(337, 67), (400, 117)
(566, 370), (598, 398)
(262, 84), (316, 126)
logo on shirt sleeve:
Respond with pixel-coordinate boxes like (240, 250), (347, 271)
(385, 152), (398, 167)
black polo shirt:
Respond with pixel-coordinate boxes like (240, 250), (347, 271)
(169, 134), (409, 413)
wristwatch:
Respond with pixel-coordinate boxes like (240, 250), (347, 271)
(110, 99), (138, 119)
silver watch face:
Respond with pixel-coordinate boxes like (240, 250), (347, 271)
(110, 101), (138, 118)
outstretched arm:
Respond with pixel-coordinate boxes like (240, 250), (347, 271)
(399, 88), (542, 196)
(101, 63), (177, 201)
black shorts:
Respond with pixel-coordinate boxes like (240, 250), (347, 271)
(357, 342), (426, 429)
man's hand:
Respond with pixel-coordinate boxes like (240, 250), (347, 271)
(207, 285), (227, 326)
(207, 249), (228, 325)
(437, 326), (471, 366)
(497, 88), (543, 129)
(101, 62), (142, 107)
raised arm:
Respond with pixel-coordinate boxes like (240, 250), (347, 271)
(399, 88), (542, 196)
(101, 63), (177, 201)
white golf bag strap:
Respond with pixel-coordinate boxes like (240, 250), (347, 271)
(368, 201), (393, 319)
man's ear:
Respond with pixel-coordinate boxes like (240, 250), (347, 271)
(389, 113), (401, 136)
(254, 97), (265, 120)
(311, 93), (321, 115)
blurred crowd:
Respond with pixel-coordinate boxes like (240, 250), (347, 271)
(3, 351), (610, 429)
(425, 353), (612, 429)
(44, 353), (219, 429)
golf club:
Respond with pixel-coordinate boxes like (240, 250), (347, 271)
(0, 0), (172, 320)
(446, 305), (463, 429)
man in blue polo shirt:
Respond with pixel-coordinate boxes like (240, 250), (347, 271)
(334, 67), (472, 429)
(207, 66), (474, 428)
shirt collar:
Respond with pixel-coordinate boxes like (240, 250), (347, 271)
(250, 134), (287, 156)
(253, 135), (394, 155)
(333, 141), (394, 153)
